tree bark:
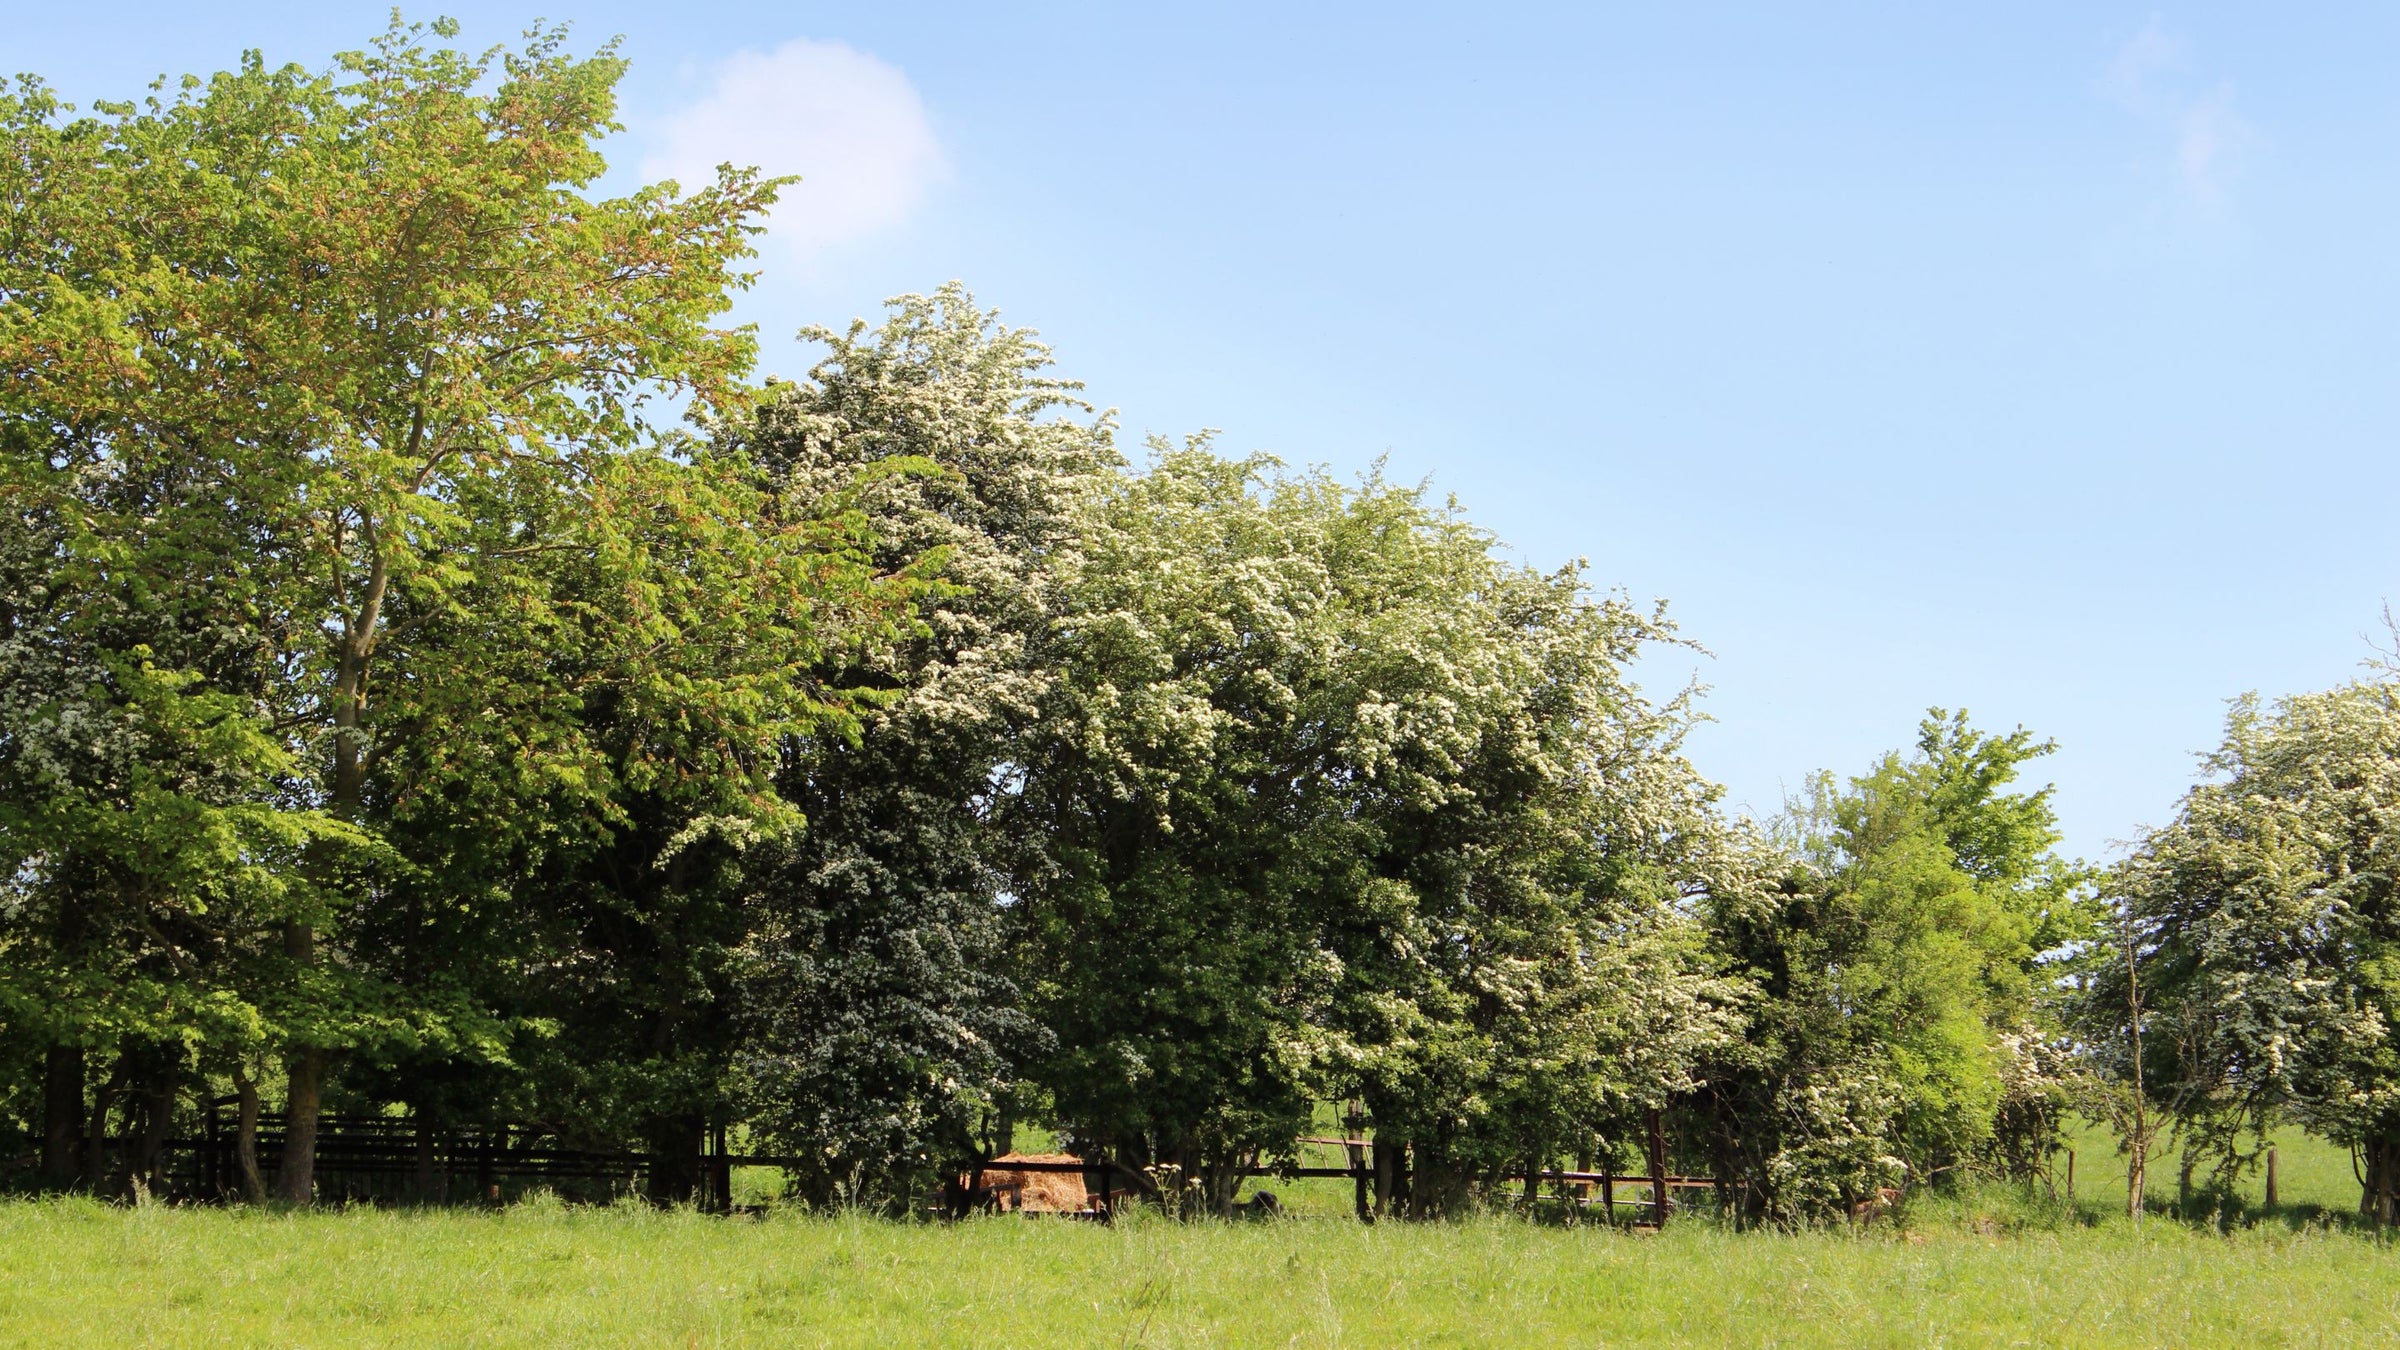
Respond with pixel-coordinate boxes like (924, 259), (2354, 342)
(1409, 1136), (1469, 1219)
(1199, 1148), (1252, 1219)
(277, 912), (324, 1205)
(1646, 1107), (1672, 1230)
(277, 1045), (326, 1205)
(83, 1066), (122, 1195)
(275, 526), (388, 1207)
(41, 1044), (84, 1191)
(1372, 1138), (1408, 1219)
(131, 1064), (176, 1195)
(1710, 1100), (1749, 1229)
(233, 1070), (266, 1204)
(2362, 1134), (2400, 1227)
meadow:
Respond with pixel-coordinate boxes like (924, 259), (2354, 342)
(3, 1128), (2392, 1349)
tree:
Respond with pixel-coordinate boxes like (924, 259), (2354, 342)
(2091, 681), (2400, 1223)
(1701, 713), (2086, 1221)
(716, 286), (1114, 1208)
(1006, 443), (1734, 1215)
(1315, 503), (1739, 1217)
(0, 19), (899, 1200)
(0, 389), (356, 1197)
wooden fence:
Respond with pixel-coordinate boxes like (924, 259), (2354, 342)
(37, 1103), (1714, 1224)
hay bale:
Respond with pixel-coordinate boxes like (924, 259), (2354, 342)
(975, 1152), (1089, 1213)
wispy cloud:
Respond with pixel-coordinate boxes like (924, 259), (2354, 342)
(2102, 16), (2260, 206)
(644, 38), (944, 257)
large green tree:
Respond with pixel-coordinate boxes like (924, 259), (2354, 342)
(717, 286), (1114, 1208)
(1009, 443), (1732, 1214)
(0, 19), (902, 1200)
(1701, 713), (2086, 1221)
(2089, 681), (2400, 1223)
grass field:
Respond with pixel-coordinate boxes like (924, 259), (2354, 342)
(1, 1127), (2391, 1348)
(2, 1196), (2394, 1347)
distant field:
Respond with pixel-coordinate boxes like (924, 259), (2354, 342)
(2, 1180), (2395, 1348)
(1191, 1115), (2371, 1225)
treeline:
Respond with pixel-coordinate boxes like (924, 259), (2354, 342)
(3, 23), (2396, 1224)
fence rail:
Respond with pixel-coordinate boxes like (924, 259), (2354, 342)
(32, 1103), (1718, 1226)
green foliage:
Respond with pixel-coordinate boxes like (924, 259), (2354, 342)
(722, 286), (1112, 1208)
(1011, 441), (1737, 1211)
(2086, 679), (2400, 1221)
(1702, 712), (2088, 1221)
(0, 18), (908, 1197)
(10, 17), (2302, 1242)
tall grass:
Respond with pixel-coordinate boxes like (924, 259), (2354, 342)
(1, 1190), (2393, 1348)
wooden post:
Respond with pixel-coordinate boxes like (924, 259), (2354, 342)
(2065, 1148), (2075, 1203)
(710, 1122), (732, 1213)
(1345, 1101), (1370, 1224)
(1646, 1108), (1670, 1228)
(2265, 1147), (2279, 1210)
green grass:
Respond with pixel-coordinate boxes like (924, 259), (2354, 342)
(2051, 1117), (2366, 1219)
(1, 1191), (2395, 1348)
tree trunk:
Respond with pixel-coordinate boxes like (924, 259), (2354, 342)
(277, 1046), (326, 1205)
(1347, 1102), (1372, 1224)
(83, 1066), (122, 1194)
(1409, 1136), (1469, 1219)
(1711, 1101), (1748, 1229)
(2124, 929), (2148, 1225)
(132, 1064), (176, 1195)
(1646, 1107), (1672, 1230)
(276, 546), (385, 1208)
(277, 915), (324, 1206)
(1201, 1150), (1248, 1219)
(2362, 1134), (2400, 1227)
(990, 1093), (1016, 1160)
(233, 1071), (266, 1204)
(41, 1044), (84, 1191)
(2126, 1138), (2147, 1223)
(646, 1113), (704, 1205)
(1372, 1139), (1407, 1219)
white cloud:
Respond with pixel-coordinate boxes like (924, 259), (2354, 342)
(2173, 85), (2257, 204)
(644, 39), (943, 256)
(2101, 16), (2188, 111)
(2102, 16), (2260, 206)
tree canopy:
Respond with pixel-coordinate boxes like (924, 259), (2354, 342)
(5, 18), (2395, 1230)
(2085, 681), (2400, 1223)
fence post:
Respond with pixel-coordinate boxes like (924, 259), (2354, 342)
(1345, 1101), (1371, 1223)
(2265, 1146), (2279, 1209)
(2065, 1147), (2075, 1203)
(1646, 1108), (1670, 1229)
(711, 1122), (732, 1213)
(204, 1098), (221, 1201)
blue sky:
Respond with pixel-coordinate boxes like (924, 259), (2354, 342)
(8, 3), (2399, 859)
